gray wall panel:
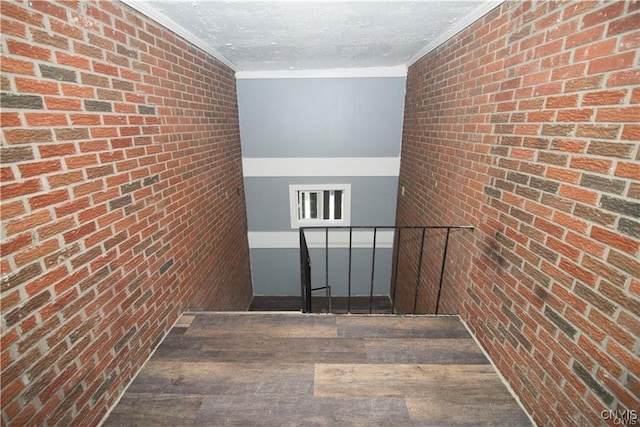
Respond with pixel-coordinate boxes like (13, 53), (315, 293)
(237, 77), (405, 158)
(251, 248), (393, 296)
(245, 176), (398, 231)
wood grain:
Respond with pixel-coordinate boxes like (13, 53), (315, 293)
(105, 312), (531, 426)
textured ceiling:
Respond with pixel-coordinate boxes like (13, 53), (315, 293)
(125, 1), (501, 72)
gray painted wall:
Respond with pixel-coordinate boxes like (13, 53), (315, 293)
(251, 248), (393, 295)
(245, 176), (398, 231)
(238, 75), (406, 296)
(238, 77), (405, 158)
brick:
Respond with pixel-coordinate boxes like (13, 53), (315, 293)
(93, 62), (119, 77)
(39, 65), (77, 83)
(109, 195), (133, 210)
(559, 184), (598, 205)
(574, 39), (617, 61)
(618, 218), (640, 240)
(24, 113), (69, 127)
(572, 361), (614, 406)
(544, 306), (577, 339)
(1, 233), (33, 257)
(590, 226), (639, 255)
(607, 70), (640, 87)
(1, 146), (35, 163)
(1, 93), (44, 110)
(7, 40), (51, 61)
(70, 114), (102, 126)
(583, 2), (625, 28)
(579, 174), (626, 195)
(14, 238), (59, 267)
(587, 141), (635, 159)
(621, 124), (640, 140)
(607, 12), (640, 36)
(15, 78), (60, 95)
(596, 106), (640, 122)
(81, 72), (110, 88)
(32, 29), (69, 49)
(566, 25), (605, 48)
(4, 129), (52, 145)
(63, 222), (97, 244)
(29, 189), (69, 210)
(55, 128), (89, 141)
(629, 183), (640, 199)
(4, 291), (51, 327)
(565, 75), (603, 92)
(607, 250), (640, 277)
(44, 97), (82, 111)
(1, 262), (43, 293)
(84, 100), (112, 112)
(537, 151), (567, 166)
(542, 124), (574, 137)
(1, 179), (42, 200)
(575, 124), (620, 139)
(600, 195), (640, 218)
(1, 112), (22, 127)
(0, 57), (35, 75)
(573, 204), (617, 227)
(550, 139), (586, 153)
(55, 52), (91, 70)
(37, 217), (75, 240)
(70, 246), (103, 270)
(29, 0), (67, 20)
(39, 143), (77, 159)
(18, 160), (62, 177)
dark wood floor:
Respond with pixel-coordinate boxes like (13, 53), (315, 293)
(105, 312), (531, 426)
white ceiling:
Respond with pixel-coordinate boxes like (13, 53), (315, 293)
(124, 0), (502, 72)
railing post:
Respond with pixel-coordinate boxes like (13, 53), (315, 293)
(348, 226), (353, 314)
(299, 228), (312, 313)
(325, 227), (329, 313)
(391, 228), (401, 314)
(369, 227), (377, 314)
(412, 228), (426, 315)
(435, 227), (452, 316)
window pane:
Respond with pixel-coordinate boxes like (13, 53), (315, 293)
(323, 191), (330, 220)
(334, 190), (342, 220)
(310, 192), (318, 218)
(299, 191), (305, 219)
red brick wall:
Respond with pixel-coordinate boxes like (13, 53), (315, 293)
(396, 0), (639, 424)
(1, 1), (253, 424)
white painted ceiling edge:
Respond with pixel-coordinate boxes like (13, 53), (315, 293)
(121, 0), (504, 79)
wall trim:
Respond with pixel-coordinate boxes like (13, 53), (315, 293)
(236, 66), (407, 79)
(406, 0), (504, 67)
(121, 0), (239, 71)
(243, 157), (400, 177)
(248, 230), (395, 249)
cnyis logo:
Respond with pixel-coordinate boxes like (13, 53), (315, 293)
(601, 410), (638, 425)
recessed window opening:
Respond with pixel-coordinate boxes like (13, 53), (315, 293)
(290, 184), (351, 228)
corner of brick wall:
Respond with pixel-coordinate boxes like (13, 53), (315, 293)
(0, 1), (252, 424)
(396, 0), (639, 424)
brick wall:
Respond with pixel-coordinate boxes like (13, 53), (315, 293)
(0, 1), (253, 424)
(396, 0), (639, 425)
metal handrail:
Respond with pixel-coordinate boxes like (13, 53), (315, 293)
(299, 225), (474, 314)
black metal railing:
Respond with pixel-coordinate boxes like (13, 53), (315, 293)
(299, 225), (474, 314)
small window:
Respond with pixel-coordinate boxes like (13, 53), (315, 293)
(289, 184), (351, 228)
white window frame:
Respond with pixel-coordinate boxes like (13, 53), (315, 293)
(289, 184), (351, 229)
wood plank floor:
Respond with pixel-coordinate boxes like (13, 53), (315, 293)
(104, 312), (532, 426)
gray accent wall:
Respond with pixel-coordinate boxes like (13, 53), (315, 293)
(245, 176), (398, 231)
(238, 74), (406, 296)
(251, 248), (393, 295)
(238, 77), (405, 158)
